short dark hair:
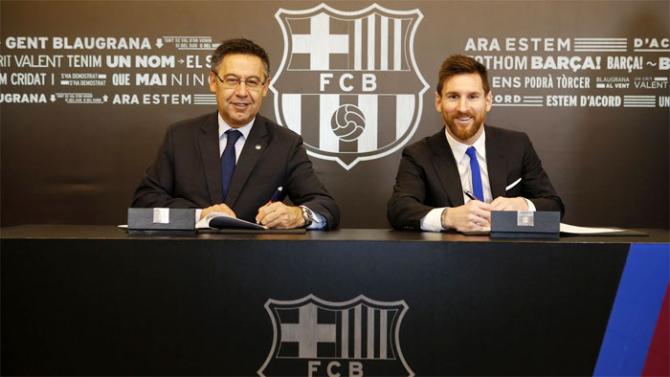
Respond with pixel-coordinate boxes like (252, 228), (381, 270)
(211, 38), (270, 79)
(436, 54), (490, 94)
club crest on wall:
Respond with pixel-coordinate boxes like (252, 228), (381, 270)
(272, 3), (429, 170)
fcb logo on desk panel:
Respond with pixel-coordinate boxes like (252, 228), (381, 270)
(258, 294), (413, 377)
(272, 3), (429, 170)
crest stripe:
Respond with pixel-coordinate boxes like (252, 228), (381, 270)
(358, 95), (378, 152)
(378, 95), (397, 147)
(338, 96), (359, 153)
(394, 19), (402, 70)
(354, 19), (362, 70)
(354, 304), (362, 358)
(319, 95), (340, 152)
(367, 14), (375, 70)
(367, 307), (376, 358)
(341, 308), (349, 358)
(282, 94), (301, 133)
(396, 95), (415, 137)
(300, 95), (319, 147)
(380, 16), (389, 70)
(380, 309), (388, 359)
(348, 308), (355, 357)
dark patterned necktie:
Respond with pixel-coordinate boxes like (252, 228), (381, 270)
(221, 130), (242, 201)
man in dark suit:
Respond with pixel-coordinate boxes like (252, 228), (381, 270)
(133, 39), (339, 229)
(388, 55), (563, 232)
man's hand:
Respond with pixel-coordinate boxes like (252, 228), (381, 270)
(255, 202), (305, 229)
(442, 200), (492, 232)
(200, 203), (236, 220)
(490, 197), (528, 211)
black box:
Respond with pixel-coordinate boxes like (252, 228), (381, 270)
(127, 208), (195, 232)
(491, 211), (560, 240)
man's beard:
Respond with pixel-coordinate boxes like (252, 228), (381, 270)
(445, 112), (485, 141)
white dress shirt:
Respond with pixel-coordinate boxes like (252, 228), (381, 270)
(218, 113), (254, 160)
(420, 127), (535, 232)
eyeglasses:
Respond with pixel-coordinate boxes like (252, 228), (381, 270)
(212, 72), (266, 91)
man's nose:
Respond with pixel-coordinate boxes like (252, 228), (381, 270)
(234, 82), (249, 96)
(457, 98), (468, 112)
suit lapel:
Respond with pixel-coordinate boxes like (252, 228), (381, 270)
(485, 126), (507, 198)
(429, 131), (465, 207)
(197, 112), (224, 204)
(225, 116), (270, 207)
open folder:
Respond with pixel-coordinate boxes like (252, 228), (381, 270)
(196, 212), (267, 230)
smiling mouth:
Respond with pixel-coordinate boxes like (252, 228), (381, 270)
(232, 102), (250, 110)
(455, 116), (473, 125)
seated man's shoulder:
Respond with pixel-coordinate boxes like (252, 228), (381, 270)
(404, 131), (443, 157)
(487, 124), (530, 142)
(261, 115), (302, 142)
(167, 112), (217, 135)
(488, 127), (543, 165)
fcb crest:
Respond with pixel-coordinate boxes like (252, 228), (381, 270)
(258, 294), (413, 377)
(271, 3), (429, 170)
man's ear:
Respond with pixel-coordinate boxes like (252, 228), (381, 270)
(208, 72), (218, 93)
(434, 91), (442, 112)
(261, 76), (271, 97)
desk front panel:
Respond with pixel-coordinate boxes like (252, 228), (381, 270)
(2, 227), (667, 376)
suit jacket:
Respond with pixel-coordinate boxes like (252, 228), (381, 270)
(387, 125), (564, 230)
(132, 112), (340, 228)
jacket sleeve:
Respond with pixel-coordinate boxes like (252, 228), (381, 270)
(387, 147), (436, 230)
(519, 134), (565, 217)
(283, 136), (340, 229)
(131, 125), (199, 208)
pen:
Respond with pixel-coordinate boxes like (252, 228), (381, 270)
(268, 186), (284, 203)
(463, 191), (477, 201)
(257, 186), (284, 225)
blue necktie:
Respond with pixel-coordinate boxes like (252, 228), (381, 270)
(221, 130), (242, 201)
(465, 146), (484, 201)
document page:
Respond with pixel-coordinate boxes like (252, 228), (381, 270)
(560, 223), (625, 235)
(196, 212), (267, 230)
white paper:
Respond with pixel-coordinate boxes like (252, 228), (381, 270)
(560, 223), (625, 235)
(196, 212), (267, 230)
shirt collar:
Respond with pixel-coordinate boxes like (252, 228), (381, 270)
(444, 125), (487, 162)
(217, 113), (254, 140)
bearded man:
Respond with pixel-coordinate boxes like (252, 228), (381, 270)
(387, 54), (563, 232)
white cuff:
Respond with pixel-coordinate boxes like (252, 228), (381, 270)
(420, 208), (447, 232)
(302, 206), (327, 230)
(524, 198), (536, 211)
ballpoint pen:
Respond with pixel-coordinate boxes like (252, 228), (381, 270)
(268, 186), (284, 203)
(463, 190), (477, 201)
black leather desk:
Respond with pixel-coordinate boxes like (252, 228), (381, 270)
(2, 225), (668, 376)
